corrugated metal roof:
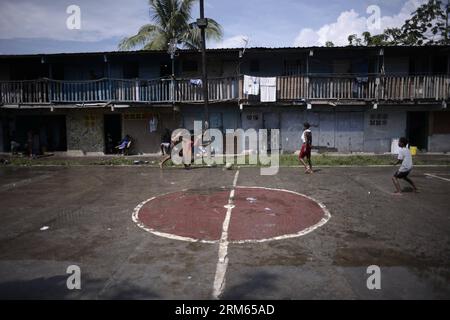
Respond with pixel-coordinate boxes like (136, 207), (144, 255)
(0, 45), (448, 58)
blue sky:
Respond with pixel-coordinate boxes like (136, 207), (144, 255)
(0, 0), (425, 54)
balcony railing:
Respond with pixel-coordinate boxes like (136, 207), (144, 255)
(0, 74), (448, 106)
(274, 74), (450, 101)
(0, 79), (50, 104)
(0, 77), (239, 105)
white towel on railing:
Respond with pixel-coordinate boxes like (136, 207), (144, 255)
(190, 79), (202, 87)
(260, 77), (276, 102)
(243, 75), (260, 95)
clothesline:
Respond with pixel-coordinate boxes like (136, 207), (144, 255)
(243, 75), (277, 102)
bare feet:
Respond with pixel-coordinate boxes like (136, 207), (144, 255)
(392, 191), (402, 196)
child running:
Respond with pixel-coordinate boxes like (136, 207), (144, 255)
(160, 131), (183, 168)
(392, 137), (418, 195)
(299, 122), (313, 174)
(160, 131), (194, 169)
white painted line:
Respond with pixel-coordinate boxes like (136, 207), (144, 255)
(231, 186), (331, 244)
(132, 195), (217, 244)
(424, 173), (450, 182)
(131, 175), (331, 300)
(132, 185), (332, 244)
(212, 169), (239, 299)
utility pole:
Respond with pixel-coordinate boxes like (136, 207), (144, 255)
(197, 0), (209, 130)
(168, 38), (177, 109)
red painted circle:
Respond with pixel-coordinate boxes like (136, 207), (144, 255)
(136, 187), (329, 242)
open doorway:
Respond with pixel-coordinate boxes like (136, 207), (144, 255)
(407, 111), (428, 151)
(14, 115), (67, 154)
(104, 114), (122, 154)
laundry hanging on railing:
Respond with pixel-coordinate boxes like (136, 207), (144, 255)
(243, 75), (260, 95)
(259, 77), (277, 102)
(356, 76), (369, 83)
(189, 79), (203, 87)
(352, 76), (369, 95)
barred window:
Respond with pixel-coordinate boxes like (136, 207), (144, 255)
(369, 114), (388, 126)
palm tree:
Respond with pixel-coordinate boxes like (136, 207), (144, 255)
(119, 0), (223, 50)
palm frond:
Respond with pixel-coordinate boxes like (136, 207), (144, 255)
(143, 32), (169, 50)
(149, 0), (169, 29)
(120, 0), (222, 50)
(179, 17), (223, 49)
(178, 0), (196, 22)
(181, 27), (202, 49)
(204, 18), (223, 41)
(118, 24), (160, 50)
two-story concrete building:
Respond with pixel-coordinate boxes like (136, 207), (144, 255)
(0, 45), (449, 155)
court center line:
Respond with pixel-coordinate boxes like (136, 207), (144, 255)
(424, 173), (450, 182)
(212, 169), (239, 299)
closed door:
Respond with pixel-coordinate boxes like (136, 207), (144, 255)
(183, 114), (203, 131)
(318, 113), (335, 149)
(335, 112), (364, 152)
(242, 112), (263, 130)
(263, 112), (280, 151)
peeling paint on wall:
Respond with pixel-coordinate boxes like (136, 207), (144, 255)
(66, 110), (104, 154)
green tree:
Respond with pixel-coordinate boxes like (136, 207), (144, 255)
(402, 0), (449, 45)
(346, 0), (449, 46)
(348, 34), (362, 46)
(360, 31), (389, 46)
(325, 41), (335, 47)
(119, 0), (223, 50)
(383, 27), (403, 45)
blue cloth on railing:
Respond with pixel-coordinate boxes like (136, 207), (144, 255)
(190, 79), (203, 87)
(353, 77), (368, 95)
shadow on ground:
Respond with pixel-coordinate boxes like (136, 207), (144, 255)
(0, 275), (159, 299)
(221, 271), (279, 299)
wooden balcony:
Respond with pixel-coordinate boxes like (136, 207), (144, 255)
(0, 74), (448, 106)
(0, 77), (239, 105)
(274, 74), (450, 102)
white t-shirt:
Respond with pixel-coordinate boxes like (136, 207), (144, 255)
(301, 129), (311, 144)
(398, 147), (413, 172)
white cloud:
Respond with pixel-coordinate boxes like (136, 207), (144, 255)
(210, 35), (249, 48)
(293, 0), (427, 46)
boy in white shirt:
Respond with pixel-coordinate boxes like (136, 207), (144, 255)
(392, 137), (418, 195)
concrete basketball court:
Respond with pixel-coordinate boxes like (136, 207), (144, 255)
(0, 165), (449, 299)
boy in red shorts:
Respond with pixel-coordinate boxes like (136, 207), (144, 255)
(299, 122), (313, 174)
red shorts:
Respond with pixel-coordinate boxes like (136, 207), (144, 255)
(299, 143), (311, 159)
